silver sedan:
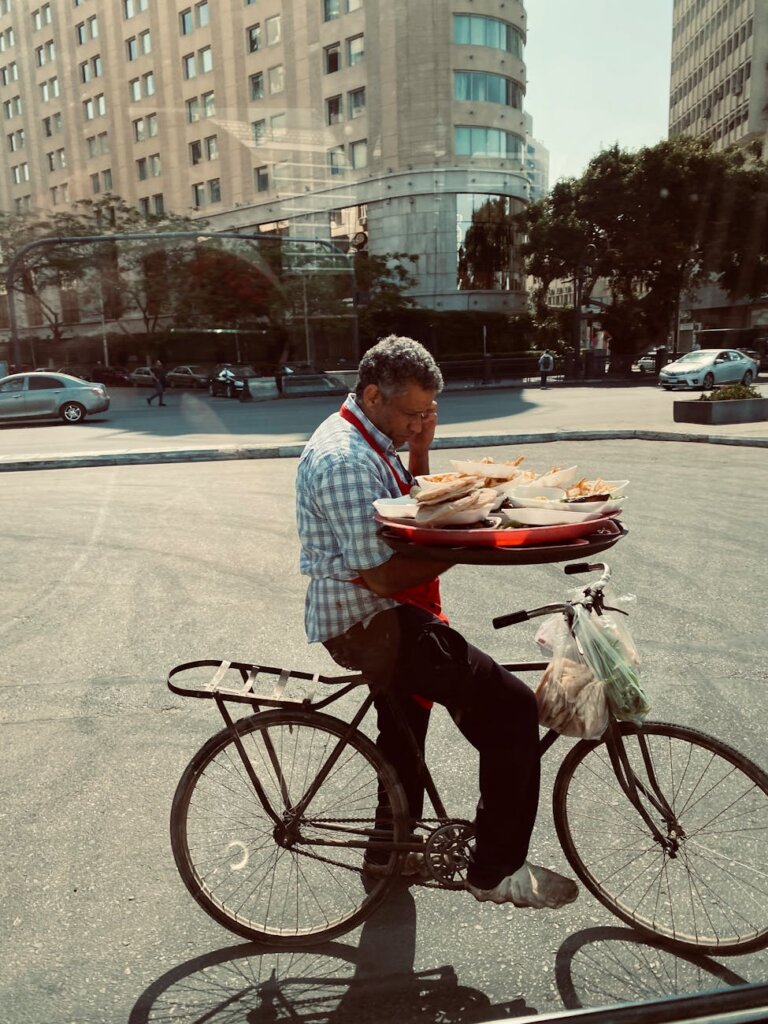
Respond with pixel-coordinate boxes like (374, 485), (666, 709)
(658, 349), (759, 390)
(0, 371), (110, 424)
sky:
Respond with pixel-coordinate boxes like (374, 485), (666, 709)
(524, 0), (674, 184)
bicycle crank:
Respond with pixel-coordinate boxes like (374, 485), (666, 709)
(424, 823), (475, 889)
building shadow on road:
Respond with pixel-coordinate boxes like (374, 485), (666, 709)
(127, 884), (534, 1023)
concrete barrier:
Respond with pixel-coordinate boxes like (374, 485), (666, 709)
(246, 378), (279, 401)
(282, 373), (346, 398)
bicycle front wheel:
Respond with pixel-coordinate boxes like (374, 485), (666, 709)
(554, 721), (768, 955)
(171, 709), (409, 947)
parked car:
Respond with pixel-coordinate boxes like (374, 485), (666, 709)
(658, 348), (759, 390)
(128, 366), (156, 386)
(166, 364), (213, 389)
(208, 364), (260, 398)
(736, 349), (762, 377)
(635, 348), (667, 373)
(91, 365), (132, 386)
(0, 371), (109, 423)
(57, 364), (94, 381)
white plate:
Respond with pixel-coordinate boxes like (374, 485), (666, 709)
(536, 466), (579, 488)
(499, 506), (604, 526)
(504, 485), (566, 502)
(415, 503), (497, 528)
(373, 496), (418, 519)
(565, 479), (630, 498)
(448, 459), (526, 480)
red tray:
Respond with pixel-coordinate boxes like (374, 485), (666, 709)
(379, 519), (627, 566)
(373, 511), (620, 548)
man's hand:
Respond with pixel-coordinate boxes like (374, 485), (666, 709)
(407, 401), (437, 476)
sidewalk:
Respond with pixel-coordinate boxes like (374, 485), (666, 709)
(0, 379), (765, 472)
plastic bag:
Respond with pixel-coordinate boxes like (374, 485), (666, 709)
(571, 604), (650, 725)
(534, 613), (610, 740)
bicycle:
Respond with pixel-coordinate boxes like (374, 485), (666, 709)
(167, 560), (768, 956)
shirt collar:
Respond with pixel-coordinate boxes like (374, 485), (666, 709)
(342, 393), (399, 457)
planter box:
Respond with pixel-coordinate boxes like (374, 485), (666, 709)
(673, 397), (768, 425)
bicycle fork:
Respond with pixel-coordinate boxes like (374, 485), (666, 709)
(603, 720), (685, 856)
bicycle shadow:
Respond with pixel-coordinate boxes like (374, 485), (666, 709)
(554, 926), (749, 1011)
(128, 885), (534, 1023)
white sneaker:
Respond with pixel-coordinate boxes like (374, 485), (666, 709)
(467, 861), (578, 909)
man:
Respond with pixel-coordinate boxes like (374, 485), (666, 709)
(147, 359), (167, 406)
(295, 336), (578, 909)
(538, 349), (554, 389)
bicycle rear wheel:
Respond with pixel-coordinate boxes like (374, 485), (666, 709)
(553, 721), (768, 955)
(171, 709), (409, 947)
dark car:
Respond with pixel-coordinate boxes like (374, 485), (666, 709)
(208, 363), (260, 398)
(736, 349), (762, 377)
(91, 365), (132, 386)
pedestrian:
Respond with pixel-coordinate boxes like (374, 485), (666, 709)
(538, 349), (554, 389)
(691, 338), (701, 351)
(295, 335), (579, 909)
(146, 359), (167, 406)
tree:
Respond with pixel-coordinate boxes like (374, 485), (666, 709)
(518, 138), (768, 365)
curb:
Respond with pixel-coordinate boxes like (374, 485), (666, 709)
(1, 428), (766, 473)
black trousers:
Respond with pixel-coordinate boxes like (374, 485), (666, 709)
(323, 604), (540, 888)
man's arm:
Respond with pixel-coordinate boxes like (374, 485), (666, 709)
(407, 401), (438, 477)
(357, 552), (455, 597)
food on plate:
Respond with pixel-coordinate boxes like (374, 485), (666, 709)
(411, 474), (479, 505)
(414, 486), (497, 526)
(565, 477), (629, 499)
(449, 456), (526, 480)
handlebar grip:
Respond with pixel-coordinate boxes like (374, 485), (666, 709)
(564, 562), (597, 575)
(493, 610), (529, 629)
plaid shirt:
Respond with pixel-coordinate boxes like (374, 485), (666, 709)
(296, 394), (411, 643)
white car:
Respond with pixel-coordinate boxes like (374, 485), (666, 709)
(0, 371), (109, 423)
(658, 349), (759, 391)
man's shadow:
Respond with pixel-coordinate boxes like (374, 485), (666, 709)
(128, 884), (534, 1023)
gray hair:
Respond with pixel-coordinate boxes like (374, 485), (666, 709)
(355, 335), (443, 400)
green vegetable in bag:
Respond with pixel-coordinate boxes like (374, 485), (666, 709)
(572, 605), (651, 725)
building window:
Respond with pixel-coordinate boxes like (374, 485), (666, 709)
(189, 140), (202, 165)
(180, 8), (193, 34)
(454, 71), (522, 108)
(324, 43), (340, 73)
(140, 30), (151, 54)
(348, 86), (365, 118)
(326, 95), (343, 125)
(202, 90), (215, 117)
(124, 0), (149, 18)
(247, 24), (261, 52)
(102, 168), (112, 190)
(139, 197), (150, 216)
(346, 0), (362, 10)
(255, 165), (268, 191)
(192, 182), (204, 208)
(137, 156), (148, 180)
(252, 118), (266, 142)
(453, 14), (523, 58)
(182, 53), (196, 79)
(323, 0), (340, 21)
(205, 134), (218, 159)
(350, 138), (367, 169)
(454, 125), (524, 160)
(270, 112), (286, 135)
(347, 34), (364, 65)
(199, 46), (212, 72)
(268, 65), (284, 94)
(153, 193), (164, 215)
(132, 113), (157, 140)
(328, 144), (345, 176)
(266, 14), (281, 45)
(143, 71), (155, 95)
(129, 78), (141, 101)
(208, 178), (221, 203)
(249, 71), (264, 99)
(127, 36), (138, 60)
(196, 1), (209, 28)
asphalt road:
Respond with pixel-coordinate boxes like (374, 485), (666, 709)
(0, 379), (766, 466)
(2, 438), (767, 1023)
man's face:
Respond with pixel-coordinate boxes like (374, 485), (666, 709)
(362, 381), (437, 448)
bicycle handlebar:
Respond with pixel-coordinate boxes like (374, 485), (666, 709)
(492, 562), (613, 630)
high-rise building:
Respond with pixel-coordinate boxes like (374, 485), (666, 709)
(0, 0), (531, 315)
(523, 112), (549, 201)
(669, 0), (767, 158)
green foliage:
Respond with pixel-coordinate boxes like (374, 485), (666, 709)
(698, 382), (762, 401)
(518, 138), (768, 358)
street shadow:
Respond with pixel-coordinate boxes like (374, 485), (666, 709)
(128, 885), (534, 1023)
(554, 926), (749, 1011)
